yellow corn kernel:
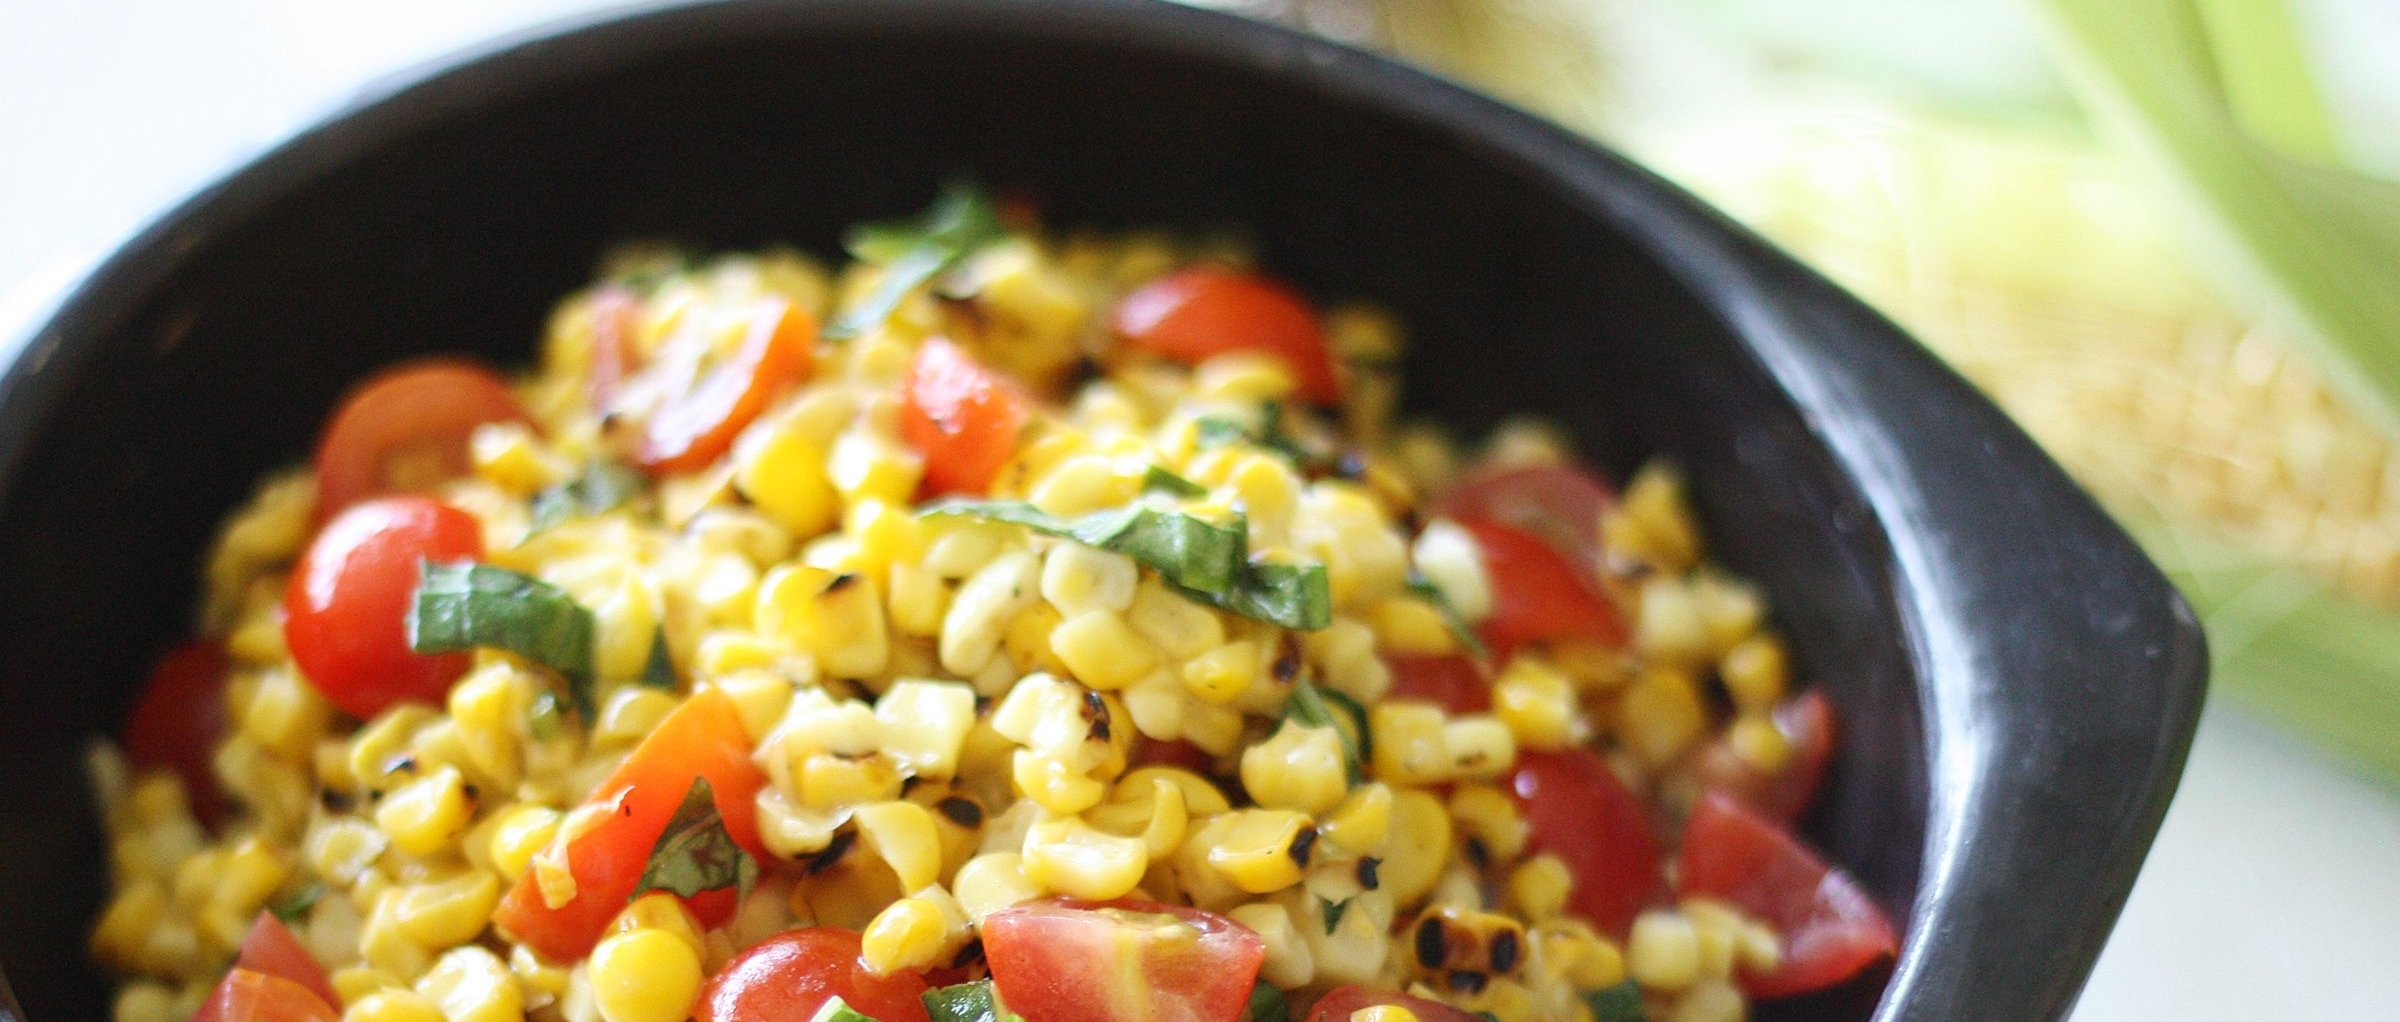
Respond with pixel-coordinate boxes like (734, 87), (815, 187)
(1728, 714), (1793, 773)
(1628, 911), (1701, 992)
(1023, 814), (1150, 901)
(333, 967), (403, 1006)
(345, 989), (448, 1022)
(849, 498), (927, 572)
(1616, 668), (1707, 767)
(940, 549), (1042, 677)
(1012, 751), (1109, 817)
(1178, 641), (1256, 705)
(1317, 783), (1394, 857)
(1193, 351), (1298, 403)
(1605, 464), (1701, 572)
(1031, 455), (1139, 518)
(588, 929), (701, 1022)
(1376, 789), (1452, 907)
(89, 881), (166, 971)
(758, 564), (892, 679)
(1205, 808), (1316, 894)
(447, 664), (529, 786)
(1635, 576), (1711, 667)
(1086, 774), (1191, 860)
(1126, 580), (1225, 659)
(112, 981), (178, 1022)
(874, 679), (979, 780)
(952, 852), (1041, 921)
(486, 805), (561, 881)
(391, 870), (501, 949)
(736, 418), (841, 539)
(799, 754), (905, 808)
(1533, 920), (1626, 989)
(1720, 634), (1789, 713)
(360, 890), (432, 981)
(593, 686), (681, 749)
(1736, 921), (1781, 977)
(828, 425), (926, 510)
(1050, 610), (1162, 691)
(1447, 784), (1529, 861)
(412, 945), (522, 1022)
(1240, 723), (1349, 815)
(375, 766), (474, 859)
(691, 629), (777, 680)
(1304, 618), (1393, 703)
(240, 667), (331, 760)
(861, 896), (952, 974)
(610, 893), (705, 961)
(1229, 902), (1317, 989)
(1299, 885), (1393, 985)
(1369, 596), (1457, 657)
(887, 561), (952, 639)
(1667, 981), (1745, 1022)
(306, 818), (391, 887)
(854, 801), (945, 892)
(1122, 765), (1234, 816)
(1370, 703), (1450, 786)
(1506, 855), (1573, 921)
(1005, 602), (1074, 677)
(1492, 656), (1580, 751)
(213, 834), (294, 918)
(1040, 543), (1139, 617)
(1678, 900), (1744, 982)
(1691, 572), (1764, 657)
(349, 705), (440, 794)
(706, 669), (794, 744)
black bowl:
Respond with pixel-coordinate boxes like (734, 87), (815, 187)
(0, 1), (2204, 1019)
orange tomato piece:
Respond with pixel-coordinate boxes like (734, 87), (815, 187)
(901, 336), (1031, 496)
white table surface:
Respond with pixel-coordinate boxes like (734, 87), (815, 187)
(6, 2), (2398, 1019)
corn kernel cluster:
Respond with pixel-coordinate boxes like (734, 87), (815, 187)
(93, 217), (1816, 1022)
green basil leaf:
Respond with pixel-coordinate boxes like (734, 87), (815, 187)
(1316, 687), (1372, 766)
(1582, 980), (1645, 1022)
(923, 501), (1330, 630)
(1321, 897), (1350, 935)
(810, 997), (885, 1022)
(639, 624), (676, 691)
(1241, 982), (1289, 1022)
(409, 561), (598, 715)
(1405, 570), (1490, 661)
(1194, 416), (1252, 451)
(1282, 675), (1364, 786)
(1141, 465), (1209, 498)
(1194, 401), (1333, 472)
(1195, 561), (1332, 632)
(529, 458), (647, 533)
(268, 881), (325, 923)
(923, 980), (1023, 1022)
(829, 182), (1006, 341)
(633, 776), (759, 903)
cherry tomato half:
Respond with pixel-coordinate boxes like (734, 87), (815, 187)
(234, 912), (339, 1010)
(1460, 519), (1628, 658)
(1434, 464), (1616, 593)
(902, 336), (1032, 497)
(1113, 269), (1339, 405)
(283, 497), (483, 720)
(312, 360), (528, 516)
(121, 640), (233, 830)
(1694, 690), (1837, 824)
(629, 296), (818, 474)
(493, 687), (768, 963)
(1303, 986), (1484, 1022)
(984, 899), (1266, 1022)
(188, 969), (339, 1022)
(696, 927), (931, 1022)
(1677, 793), (1897, 998)
(1505, 748), (1664, 936)
(1385, 654), (1491, 715)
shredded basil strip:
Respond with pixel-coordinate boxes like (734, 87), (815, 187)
(1405, 570), (1490, 660)
(528, 458), (647, 533)
(923, 980), (1023, 1022)
(409, 560), (598, 715)
(1321, 897), (1351, 935)
(1582, 981), (1645, 1022)
(1195, 401), (1333, 472)
(1316, 687), (1373, 767)
(633, 776), (760, 903)
(526, 688), (565, 742)
(268, 882), (325, 923)
(639, 625), (677, 691)
(1241, 982), (1290, 1022)
(922, 501), (1331, 630)
(828, 182), (1006, 340)
(1283, 675), (1365, 785)
(1141, 464), (1209, 498)
(809, 998), (884, 1022)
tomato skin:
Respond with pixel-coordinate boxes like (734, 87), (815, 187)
(1131, 736), (1217, 774)
(1677, 793), (1897, 998)
(1385, 654), (1490, 715)
(1695, 690), (1838, 824)
(234, 912), (340, 1009)
(188, 969), (339, 1022)
(1461, 519), (1629, 658)
(636, 296), (817, 474)
(121, 640), (233, 829)
(313, 360), (529, 516)
(984, 899), (1266, 1022)
(901, 337), (1032, 496)
(1114, 269), (1339, 405)
(1435, 465), (1615, 590)
(1505, 748), (1663, 936)
(283, 497), (484, 720)
(1303, 987), (1484, 1022)
(493, 688), (768, 963)
(696, 927), (932, 1022)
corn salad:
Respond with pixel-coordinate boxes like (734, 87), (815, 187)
(91, 190), (1884, 1022)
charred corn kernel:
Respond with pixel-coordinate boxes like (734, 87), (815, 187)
(415, 945), (522, 1022)
(1370, 595), (1457, 656)
(349, 705), (440, 792)
(861, 896), (951, 974)
(1605, 464), (1701, 572)
(240, 667), (330, 759)
(1031, 455), (1139, 518)
(1024, 814), (1150, 901)
(1178, 641), (1255, 704)
(952, 852), (1041, 920)
(1617, 668), (1707, 767)
(1041, 543), (1139, 616)
(707, 669), (794, 744)
(589, 929), (701, 1022)
(1230, 901), (1316, 989)
(1447, 784), (1528, 861)
(887, 561), (951, 638)
(486, 805), (560, 880)
(610, 893), (705, 961)
(1206, 809), (1315, 894)
(1668, 982), (1745, 1022)
(735, 418), (841, 538)
(376, 765), (473, 858)
(941, 549), (1041, 676)
(1050, 610), (1161, 690)
(345, 989), (448, 1022)
(1636, 576), (1711, 667)
(854, 801), (944, 892)
(696, 629), (781, 678)
(1628, 911), (1701, 992)
(1126, 580), (1225, 660)
(391, 871), (501, 949)
(593, 686), (680, 748)
(1691, 573), (1764, 655)
(1377, 789), (1451, 907)
(1728, 714), (1793, 773)
(1240, 723), (1349, 814)
(827, 426), (925, 510)
(1720, 634), (1789, 713)
(1493, 656), (1580, 751)
(1506, 855), (1573, 921)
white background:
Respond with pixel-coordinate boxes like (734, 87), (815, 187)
(4, 2), (2398, 1020)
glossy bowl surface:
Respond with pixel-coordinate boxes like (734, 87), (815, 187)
(0, 2), (2204, 1020)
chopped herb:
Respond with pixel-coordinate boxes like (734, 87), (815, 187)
(1321, 897), (1351, 935)
(1194, 401), (1334, 472)
(633, 776), (759, 903)
(923, 980), (1024, 1022)
(1474, 1013), (1504, 1022)
(409, 560), (598, 715)
(1405, 570), (1490, 661)
(527, 688), (565, 742)
(1582, 981), (1645, 1022)
(1141, 464), (1209, 498)
(809, 997), (885, 1022)
(528, 457), (647, 533)
(1316, 687), (1372, 766)
(639, 624), (676, 691)
(922, 501), (1331, 630)
(1241, 982), (1290, 1022)
(1194, 416), (1253, 450)
(267, 882), (325, 923)
(829, 182), (1006, 341)
(1283, 675), (1365, 785)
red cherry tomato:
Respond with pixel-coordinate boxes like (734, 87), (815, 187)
(697, 927), (932, 1022)
(1113, 269), (1339, 405)
(1435, 465), (1616, 592)
(121, 640), (233, 829)
(494, 688), (768, 963)
(984, 899), (1266, 1022)
(188, 969), (339, 1022)
(234, 912), (339, 1010)
(1303, 986), (1484, 1022)
(1677, 793), (1897, 998)
(312, 360), (529, 516)
(1385, 654), (1490, 715)
(901, 336), (1032, 496)
(283, 497), (483, 720)
(1505, 748), (1663, 936)
(1695, 690), (1838, 824)
(1460, 519), (1628, 658)
(630, 296), (817, 474)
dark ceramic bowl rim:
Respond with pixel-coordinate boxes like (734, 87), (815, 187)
(0, 2), (2207, 1020)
